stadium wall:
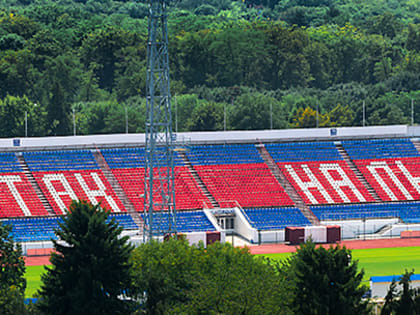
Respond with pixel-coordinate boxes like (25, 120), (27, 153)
(321, 218), (400, 239)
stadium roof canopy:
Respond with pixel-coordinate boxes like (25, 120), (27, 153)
(2, 124), (420, 151)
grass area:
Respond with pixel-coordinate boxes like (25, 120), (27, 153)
(24, 246), (420, 297)
(25, 265), (45, 297)
(259, 246), (420, 282)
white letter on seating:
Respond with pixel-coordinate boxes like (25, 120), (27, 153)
(0, 175), (31, 216)
(285, 164), (333, 204)
(320, 163), (366, 203)
(74, 172), (120, 212)
(367, 161), (412, 201)
(43, 174), (78, 214)
(396, 160), (420, 197)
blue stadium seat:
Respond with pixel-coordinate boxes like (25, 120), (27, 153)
(1, 214), (139, 242)
(140, 210), (216, 233)
(265, 141), (342, 162)
(243, 207), (311, 230)
(311, 202), (420, 222)
(342, 138), (420, 160)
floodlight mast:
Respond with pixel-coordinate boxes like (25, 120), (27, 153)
(144, 0), (176, 241)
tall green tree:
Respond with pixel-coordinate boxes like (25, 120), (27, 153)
(37, 200), (134, 315)
(286, 240), (369, 315)
(186, 101), (223, 131)
(381, 270), (420, 315)
(230, 93), (286, 130)
(131, 238), (292, 314)
(38, 55), (82, 136)
(0, 222), (26, 314)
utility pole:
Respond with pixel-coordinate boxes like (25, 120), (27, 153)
(144, 0), (176, 241)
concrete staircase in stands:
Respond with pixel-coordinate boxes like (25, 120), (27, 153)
(16, 153), (55, 215)
(335, 143), (382, 202)
(92, 149), (144, 233)
(179, 151), (220, 208)
(256, 144), (320, 225)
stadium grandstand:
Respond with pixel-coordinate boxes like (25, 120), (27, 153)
(3, 124), (420, 246)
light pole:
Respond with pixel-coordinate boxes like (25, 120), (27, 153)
(316, 101), (319, 128)
(25, 111), (27, 137)
(125, 105), (128, 134)
(270, 102), (273, 130)
(412, 98), (414, 126)
(175, 94), (178, 133)
(363, 101), (365, 127)
(224, 103), (227, 131)
(73, 107), (76, 136)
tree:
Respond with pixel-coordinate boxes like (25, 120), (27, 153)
(37, 200), (134, 315)
(186, 101), (223, 131)
(327, 103), (355, 127)
(0, 222), (26, 313)
(290, 106), (329, 128)
(178, 241), (292, 315)
(286, 240), (369, 315)
(381, 278), (398, 315)
(37, 54), (82, 136)
(131, 238), (292, 314)
(229, 92), (288, 130)
(381, 270), (420, 315)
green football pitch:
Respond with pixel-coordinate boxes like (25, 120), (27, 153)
(24, 246), (420, 297)
(258, 246), (420, 284)
(25, 265), (45, 298)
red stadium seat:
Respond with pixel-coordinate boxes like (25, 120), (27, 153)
(0, 172), (48, 218)
(32, 170), (126, 215)
(111, 166), (212, 211)
(278, 161), (375, 205)
(196, 163), (294, 208)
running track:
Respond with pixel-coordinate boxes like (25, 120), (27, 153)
(248, 237), (420, 255)
(25, 238), (420, 266)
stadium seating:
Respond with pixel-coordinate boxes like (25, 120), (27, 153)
(186, 144), (293, 208)
(266, 142), (374, 205)
(101, 148), (211, 211)
(311, 201), (420, 222)
(3, 136), (420, 240)
(0, 153), (48, 218)
(342, 139), (420, 202)
(23, 150), (126, 215)
(140, 210), (216, 233)
(1, 213), (138, 242)
(2, 211), (215, 242)
(243, 207), (311, 230)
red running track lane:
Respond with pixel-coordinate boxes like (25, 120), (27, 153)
(248, 237), (420, 255)
(25, 255), (51, 266)
(24, 238), (420, 265)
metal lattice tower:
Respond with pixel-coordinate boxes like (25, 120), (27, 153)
(143, 0), (176, 241)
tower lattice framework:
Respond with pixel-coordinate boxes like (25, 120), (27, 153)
(143, 0), (176, 241)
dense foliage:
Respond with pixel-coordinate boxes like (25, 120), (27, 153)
(381, 270), (420, 315)
(0, 0), (418, 135)
(130, 237), (293, 314)
(36, 201), (134, 315)
(0, 222), (26, 314)
(286, 240), (369, 315)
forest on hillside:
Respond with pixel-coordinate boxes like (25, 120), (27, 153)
(0, 0), (420, 136)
